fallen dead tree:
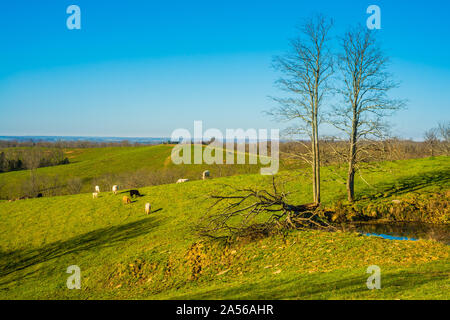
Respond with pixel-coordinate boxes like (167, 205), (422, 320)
(197, 177), (335, 239)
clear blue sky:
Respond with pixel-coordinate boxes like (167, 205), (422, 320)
(0, 0), (449, 139)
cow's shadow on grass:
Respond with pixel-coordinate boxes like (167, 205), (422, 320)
(362, 168), (450, 201)
(0, 217), (161, 279)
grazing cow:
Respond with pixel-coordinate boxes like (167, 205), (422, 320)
(176, 178), (189, 183)
(36, 193), (43, 198)
(95, 185), (100, 193)
(145, 203), (151, 215)
(122, 196), (131, 204)
(129, 189), (142, 198)
(112, 185), (118, 194)
(92, 192), (98, 199)
(202, 170), (210, 180)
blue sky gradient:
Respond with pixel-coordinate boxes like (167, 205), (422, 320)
(0, 0), (449, 139)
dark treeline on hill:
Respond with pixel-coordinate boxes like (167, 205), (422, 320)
(0, 139), (170, 149)
(0, 148), (69, 173)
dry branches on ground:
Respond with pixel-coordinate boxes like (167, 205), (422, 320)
(197, 177), (334, 239)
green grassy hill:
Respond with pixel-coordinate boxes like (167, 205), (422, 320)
(0, 156), (449, 299)
(0, 144), (269, 199)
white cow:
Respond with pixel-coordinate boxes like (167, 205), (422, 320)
(176, 178), (189, 183)
(112, 185), (118, 194)
(92, 192), (98, 199)
(202, 170), (210, 180)
(95, 185), (100, 193)
(145, 203), (151, 215)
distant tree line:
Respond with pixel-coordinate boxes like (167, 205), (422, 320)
(0, 148), (69, 173)
(281, 134), (450, 166)
(0, 136), (448, 200)
(0, 139), (169, 149)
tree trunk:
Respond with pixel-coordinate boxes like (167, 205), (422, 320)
(314, 122), (321, 204)
(312, 74), (321, 205)
(347, 117), (357, 202)
(347, 160), (355, 202)
(311, 123), (318, 204)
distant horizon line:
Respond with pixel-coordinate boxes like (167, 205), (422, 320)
(0, 135), (427, 143)
(0, 135), (170, 138)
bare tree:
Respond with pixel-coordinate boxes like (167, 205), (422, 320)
(330, 26), (405, 202)
(437, 121), (450, 155)
(270, 14), (334, 205)
(22, 148), (42, 171)
(66, 177), (83, 194)
(424, 128), (439, 157)
(21, 148), (44, 196)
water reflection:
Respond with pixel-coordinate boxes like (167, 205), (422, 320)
(340, 222), (450, 245)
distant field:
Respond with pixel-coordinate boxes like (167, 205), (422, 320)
(0, 144), (273, 199)
(0, 156), (448, 299)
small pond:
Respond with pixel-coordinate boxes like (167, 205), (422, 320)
(341, 222), (450, 245)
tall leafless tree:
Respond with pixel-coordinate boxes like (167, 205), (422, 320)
(270, 15), (334, 205)
(330, 26), (405, 202)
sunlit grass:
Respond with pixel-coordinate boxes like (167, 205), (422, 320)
(0, 156), (448, 299)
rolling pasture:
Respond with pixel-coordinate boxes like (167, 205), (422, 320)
(0, 145), (267, 199)
(0, 152), (448, 299)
